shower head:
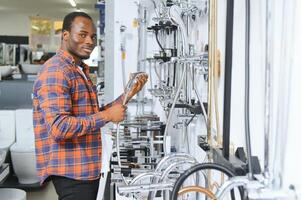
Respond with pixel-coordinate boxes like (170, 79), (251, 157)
(125, 72), (148, 93)
(123, 72), (148, 106)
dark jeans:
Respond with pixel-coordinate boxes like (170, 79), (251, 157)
(51, 176), (100, 200)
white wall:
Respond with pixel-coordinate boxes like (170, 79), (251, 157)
(0, 12), (30, 36)
(104, 0), (139, 103)
(282, 0), (301, 190)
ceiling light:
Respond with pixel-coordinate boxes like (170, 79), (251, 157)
(31, 25), (40, 31)
(68, 0), (77, 7)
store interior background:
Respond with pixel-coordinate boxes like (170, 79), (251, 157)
(0, 0), (301, 199)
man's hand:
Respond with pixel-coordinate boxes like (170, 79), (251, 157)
(101, 104), (126, 123)
(127, 73), (148, 100)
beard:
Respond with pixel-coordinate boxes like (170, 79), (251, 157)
(68, 48), (91, 60)
(79, 54), (90, 60)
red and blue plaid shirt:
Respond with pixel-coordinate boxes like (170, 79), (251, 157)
(33, 49), (123, 184)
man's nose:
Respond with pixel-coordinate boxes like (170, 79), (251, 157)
(85, 36), (94, 45)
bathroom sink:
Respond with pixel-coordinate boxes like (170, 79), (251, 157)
(0, 66), (14, 78)
(0, 150), (6, 166)
(21, 64), (42, 74)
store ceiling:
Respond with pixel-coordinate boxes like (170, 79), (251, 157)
(0, 0), (99, 20)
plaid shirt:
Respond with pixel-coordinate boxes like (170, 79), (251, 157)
(33, 49), (123, 184)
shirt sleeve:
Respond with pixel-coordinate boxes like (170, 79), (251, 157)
(36, 69), (107, 142)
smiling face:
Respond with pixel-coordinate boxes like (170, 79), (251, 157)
(62, 16), (96, 64)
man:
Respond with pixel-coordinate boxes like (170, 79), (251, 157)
(32, 12), (147, 200)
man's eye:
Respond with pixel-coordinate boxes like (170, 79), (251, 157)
(92, 36), (97, 40)
(80, 34), (86, 38)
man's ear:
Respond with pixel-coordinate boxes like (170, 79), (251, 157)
(62, 30), (69, 41)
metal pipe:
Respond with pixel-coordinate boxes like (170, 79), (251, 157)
(149, 156), (199, 200)
(215, 176), (250, 199)
(148, 60), (154, 113)
(208, 0), (217, 147)
(222, 0), (234, 159)
(210, 0), (222, 146)
(169, 54), (208, 66)
(178, 186), (217, 199)
(245, 0), (254, 179)
(150, 0), (160, 18)
(193, 73), (208, 125)
(165, 167), (207, 200)
(213, 56), (222, 146)
(120, 25), (127, 89)
(130, 172), (162, 185)
(163, 65), (186, 155)
(115, 123), (123, 169)
(263, 0), (273, 181)
(169, 5), (189, 56)
(162, 5), (190, 155)
(118, 183), (174, 194)
(155, 153), (197, 172)
(159, 160), (197, 182)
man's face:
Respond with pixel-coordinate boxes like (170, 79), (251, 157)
(63, 16), (96, 61)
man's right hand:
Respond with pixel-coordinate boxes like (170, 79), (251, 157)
(101, 104), (126, 123)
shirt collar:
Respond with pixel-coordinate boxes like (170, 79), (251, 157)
(56, 49), (89, 72)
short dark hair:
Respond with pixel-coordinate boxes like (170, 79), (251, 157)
(62, 12), (93, 32)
